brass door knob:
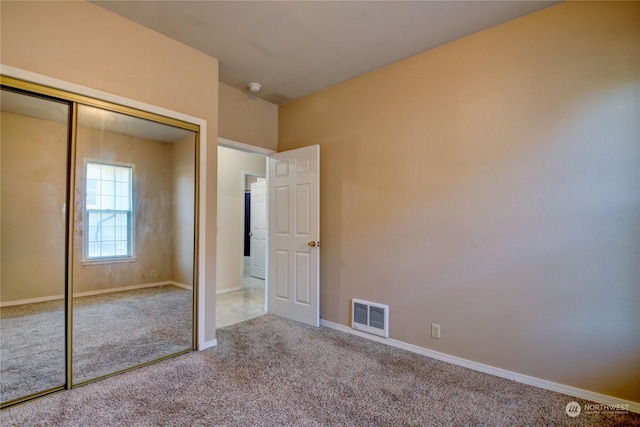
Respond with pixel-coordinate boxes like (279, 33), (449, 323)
(308, 241), (317, 247)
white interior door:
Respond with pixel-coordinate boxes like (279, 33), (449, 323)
(249, 180), (267, 279)
(268, 145), (320, 327)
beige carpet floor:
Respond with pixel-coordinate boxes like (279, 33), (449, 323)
(2, 315), (638, 426)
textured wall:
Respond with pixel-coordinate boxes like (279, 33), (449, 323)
(279, 2), (640, 402)
(1, 114), (197, 300)
(171, 134), (197, 287)
(73, 126), (172, 293)
(1, 112), (68, 302)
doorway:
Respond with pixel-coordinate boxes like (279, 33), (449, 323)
(216, 141), (321, 329)
(216, 145), (268, 328)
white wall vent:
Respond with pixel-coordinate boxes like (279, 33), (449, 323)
(352, 299), (389, 338)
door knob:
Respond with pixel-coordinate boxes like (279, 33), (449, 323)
(308, 241), (317, 247)
(249, 232), (253, 237)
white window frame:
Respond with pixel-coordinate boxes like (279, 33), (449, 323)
(82, 158), (137, 265)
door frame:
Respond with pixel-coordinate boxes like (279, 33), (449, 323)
(218, 137), (274, 313)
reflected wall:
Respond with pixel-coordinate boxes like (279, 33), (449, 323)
(0, 89), (69, 402)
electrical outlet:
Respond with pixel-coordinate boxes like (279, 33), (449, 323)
(431, 323), (441, 339)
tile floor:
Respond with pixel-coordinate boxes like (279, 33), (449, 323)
(216, 264), (266, 328)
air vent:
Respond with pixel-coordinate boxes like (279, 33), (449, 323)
(352, 299), (389, 338)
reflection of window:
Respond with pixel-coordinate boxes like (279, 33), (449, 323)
(85, 161), (133, 260)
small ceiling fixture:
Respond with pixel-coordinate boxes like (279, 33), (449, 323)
(248, 82), (262, 93)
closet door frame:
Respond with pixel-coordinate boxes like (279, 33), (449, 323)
(0, 70), (206, 408)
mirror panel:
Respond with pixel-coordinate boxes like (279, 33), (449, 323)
(72, 104), (196, 384)
(0, 89), (69, 403)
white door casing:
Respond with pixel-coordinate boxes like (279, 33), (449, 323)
(249, 180), (267, 279)
(268, 145), (320, 327)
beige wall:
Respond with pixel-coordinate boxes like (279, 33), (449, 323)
(217, 146), (266, 291)
(279, 2), (640, 402)
(1, 114), (197, 301)
(1, 1), (219, 342)
(171, 135), (197, 287)
(219, 82), (278, 151)
(73, 127), (172, 293)
(1, 112), (68, 302)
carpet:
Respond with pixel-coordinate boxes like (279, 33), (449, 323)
(1, 315), (638, 426)
(1, 285), (192, 403)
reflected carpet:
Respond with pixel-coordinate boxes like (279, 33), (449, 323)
(0, 285), (192, 403)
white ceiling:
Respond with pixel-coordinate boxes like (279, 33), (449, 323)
(92, 1), (559, 105)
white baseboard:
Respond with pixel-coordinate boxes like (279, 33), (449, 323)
(216, 286), (242, 295)
(198, 338), (218, 351)
(170, 281), (193, 291)
(320, 319), (640, 414)
(0, 294), (65, 307)
(1, 282), (188, 307)
(73, 281), (172, 298)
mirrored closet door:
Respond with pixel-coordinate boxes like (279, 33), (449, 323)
(1, 78), (199, 407)
(72, 104), (197, 384)
(0, 88), (70, 404)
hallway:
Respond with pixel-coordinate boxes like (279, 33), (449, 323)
(216, 266), (265, 328)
